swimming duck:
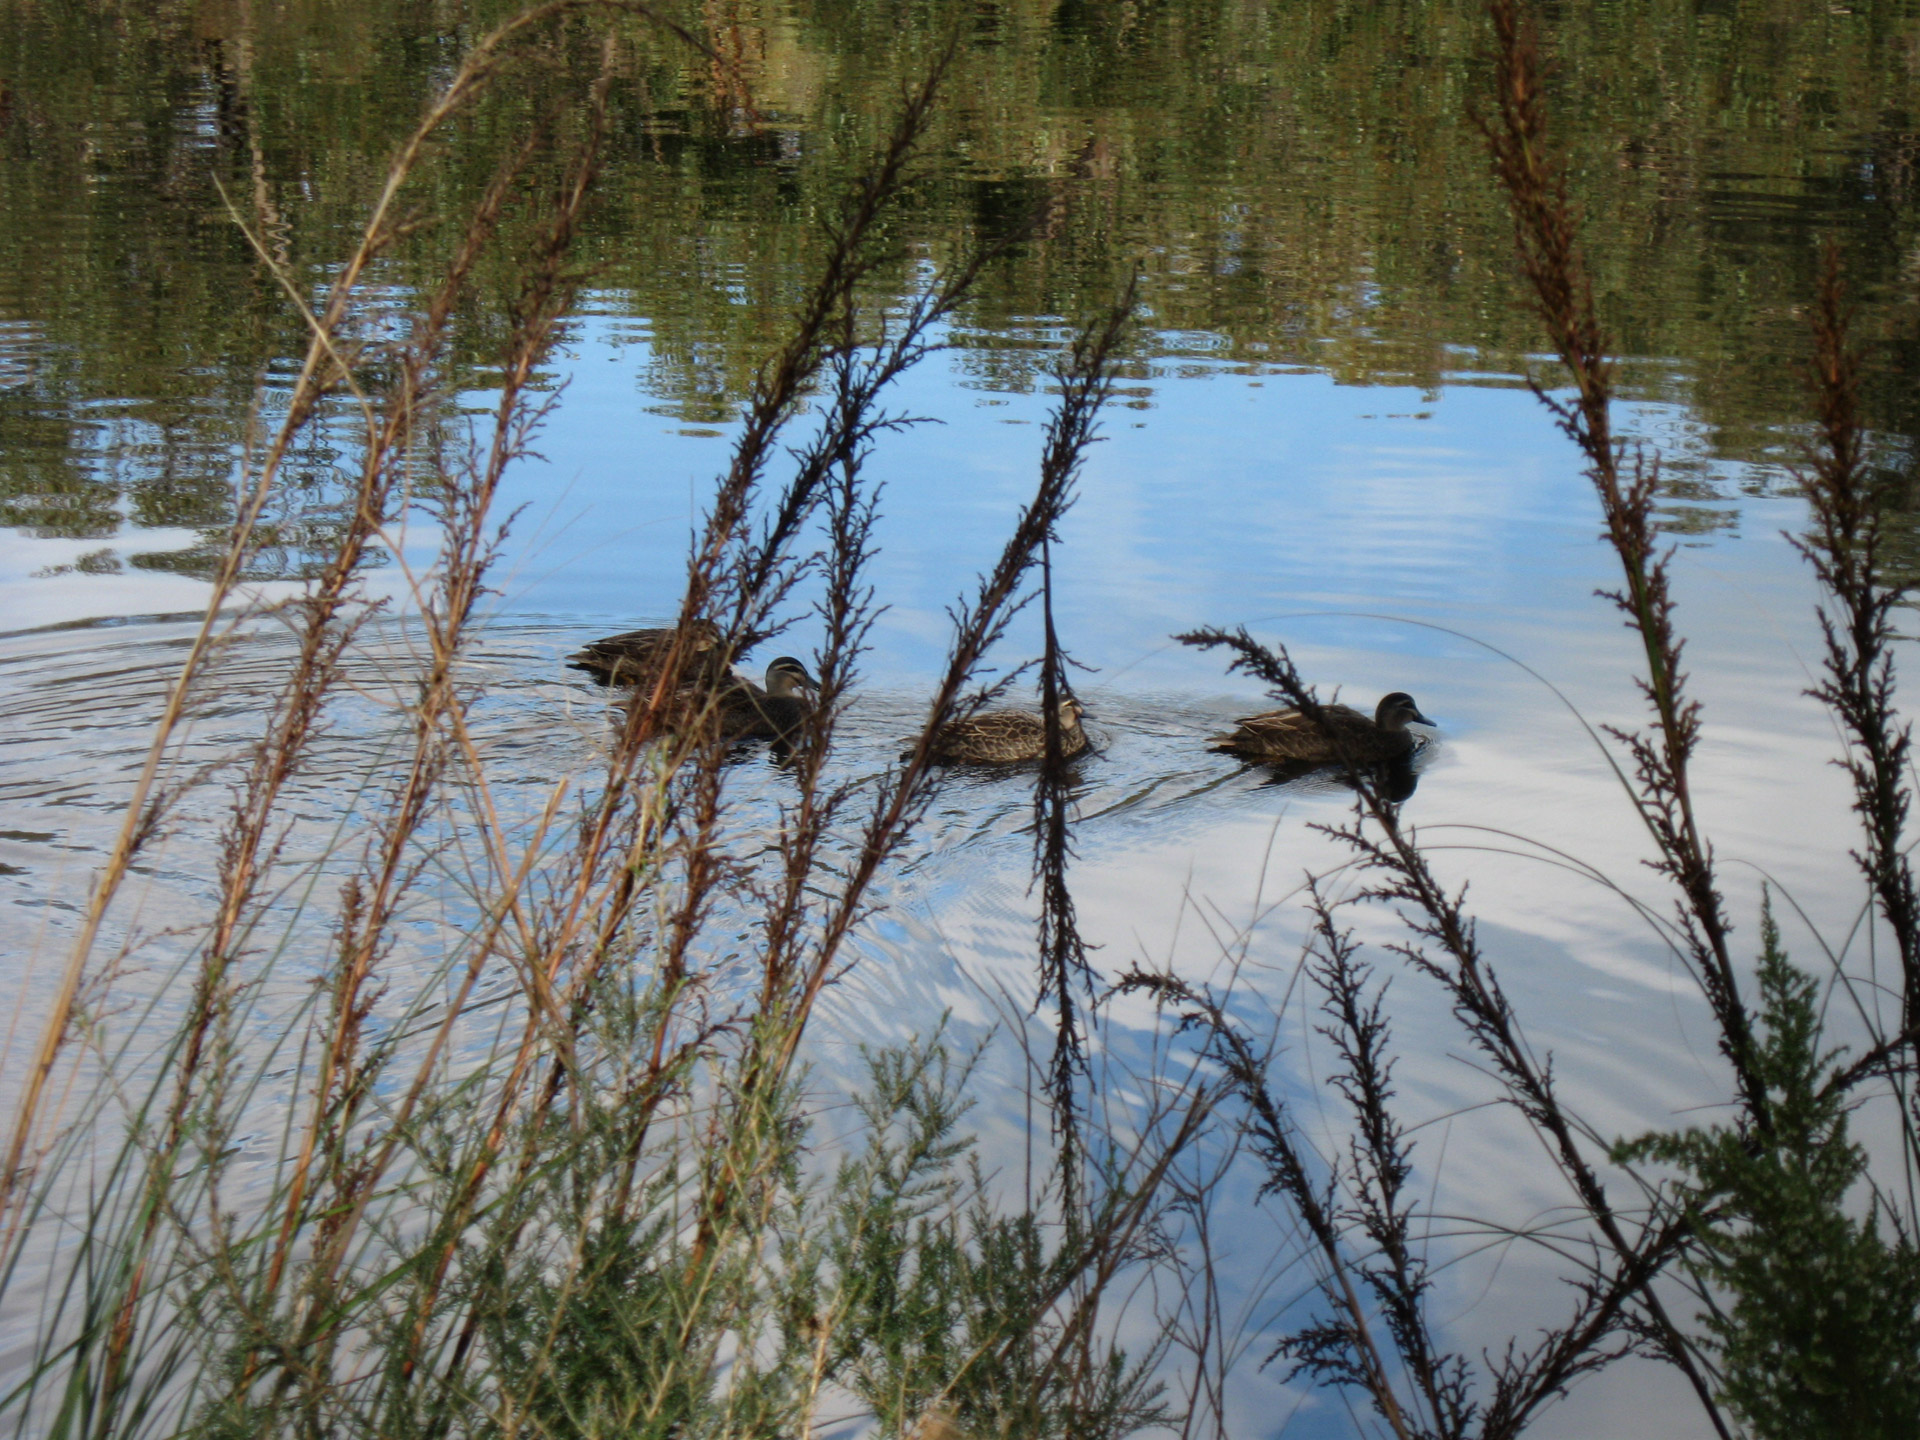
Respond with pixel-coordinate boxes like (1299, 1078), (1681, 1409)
(1257, 749), (1425, 803)
(567, 619), (727, 688)
(711, 656), (820, 741)
(915, 695), (1088, 764)
(1210, 691), (1434, 764)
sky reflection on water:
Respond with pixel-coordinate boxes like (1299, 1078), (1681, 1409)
(0, 314), (1880, 1435)
(4, 1), (1916, 1426)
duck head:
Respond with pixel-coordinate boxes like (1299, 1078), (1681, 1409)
(764, 656), (820, 699)
(1056, 694), (1085, 730)
(1374, 692), (1435, 731)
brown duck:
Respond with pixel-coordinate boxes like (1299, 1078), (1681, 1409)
(567, 619), (726, 689)
(1210, 692), (1434, 764)
(915, 696), (1088, 764)
(711, 656), (820, 742)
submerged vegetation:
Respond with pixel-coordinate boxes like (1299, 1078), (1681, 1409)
(3, 2), (1920, 1439)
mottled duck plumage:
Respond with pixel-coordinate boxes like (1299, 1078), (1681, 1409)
(567, 619), (726, 689)
(1209, 691), (1433, 764)
(916, 696), (1088, 764)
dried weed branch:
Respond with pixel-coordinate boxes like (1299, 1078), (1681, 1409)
(1172, 622), (1728, 1436)
(1121, 857), (1683, 1440)
(1790, 245), (1920, 1068)
(1032, 282), (1136, 1181)
(1477, 0), (1764, 1123)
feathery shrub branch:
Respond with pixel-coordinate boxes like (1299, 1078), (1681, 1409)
(1033, 280), (1136, 1189)
(1790, 244), (1920, 1065)
(1476, 0), (1763, 1126)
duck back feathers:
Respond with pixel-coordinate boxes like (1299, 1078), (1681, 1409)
(1211, 692), (1432, 764)
(918, 697), (1088, 765)
(567, 619), (727, 689)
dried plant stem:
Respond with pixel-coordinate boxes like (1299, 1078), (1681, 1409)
(545, 43), (967, 1021)
(1174, 625), (1734, 1440)
(1032, 281), (1136, 1187)
(253, 61), (618, 1391)
(690, 299), (1135, 1256)
(775, 302), (1135, 1075)
(1791, 244), (1920, 1058)
(95, 130), (553, 1410)
(1478, 0), (1763, 1125)
(1118, 967), (1416, 1440)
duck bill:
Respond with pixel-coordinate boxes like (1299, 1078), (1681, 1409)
(1410, 708), (1436, 727)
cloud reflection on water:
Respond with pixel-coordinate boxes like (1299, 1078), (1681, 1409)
(0, 326), (1872, 1438)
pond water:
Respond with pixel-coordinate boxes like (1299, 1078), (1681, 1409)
(4, 2), (1920, 1437)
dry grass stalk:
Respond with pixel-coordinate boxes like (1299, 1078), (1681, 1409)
(1477, 0), (1764, 1125)
(0, 0), (735, 1255)
(93, 138), (535, 1398)
(1790, 244), (1920, 1072)
(229, 60), (1007, 1418)
(1031, 283), (1137, 1188)
(251, 55), (622, 1401)
(59, 51), (601, 1429)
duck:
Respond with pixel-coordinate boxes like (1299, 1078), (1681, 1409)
(709, 656), (820, 742)
(567, 618), (727, 689)
(1257, 749), (1425, 803)
(1210, 691), (1434, 764)
(914, 695), (1089, 764)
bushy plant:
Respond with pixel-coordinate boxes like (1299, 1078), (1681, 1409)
(1618, 899), (1920, 1439)
(825, 1044), (1168, 1440)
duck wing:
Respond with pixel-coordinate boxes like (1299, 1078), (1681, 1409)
(960, 711), (1047, 742)
(568, 627), (675, 681)
(921, 708), (1088, 763)
(920, 710), (1034, 762)
(1211, 703), (1372, 759)
(920, 709), (1024, 760)
(568, 626), (723, 687)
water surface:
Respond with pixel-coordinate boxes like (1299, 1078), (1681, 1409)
(4, 3), (1919, 1436)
